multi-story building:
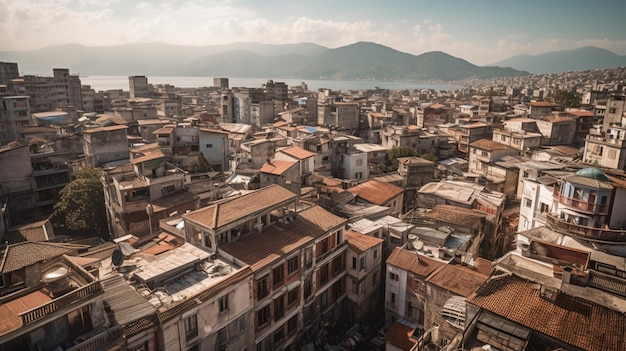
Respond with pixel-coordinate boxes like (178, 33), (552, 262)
(0, 242), (105, 351)
(275, 146), (316, 186)
(348, 179), (405, 216)
(448, 122), (491, 156)
(129, 75), (150, 99)
(0, 95), (31, 144)
(318, 102), (360, 130)
(344, 230), (384, 324)
(181, 185), (349, 350)
(101, 144), (197, 238)
(9, 69), (82, 112)
(583, 121), (626, 170)
(468, 139), (520, 196)
(82, 125), (129, 167)
(0, 62), (19, 84)
(602, 94), (626, 132)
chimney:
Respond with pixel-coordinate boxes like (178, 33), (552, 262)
(562, 266), (572, 285)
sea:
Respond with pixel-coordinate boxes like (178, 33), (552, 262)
(80, 75), (462, 92)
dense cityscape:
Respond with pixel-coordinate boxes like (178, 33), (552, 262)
(1, 60), (626, 351)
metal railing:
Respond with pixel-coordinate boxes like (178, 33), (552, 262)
(553, 188), (608, 214)
(546, 214), (626, 242)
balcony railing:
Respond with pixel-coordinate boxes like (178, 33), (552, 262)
(546, 214), (626, 242)
(19, 281), (103, 325)
(589, 270), (626, 297)
(66, 330), (110, 351)
(553, 188), (608, 214)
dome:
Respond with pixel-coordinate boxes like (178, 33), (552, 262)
(575, 167), (609, 181)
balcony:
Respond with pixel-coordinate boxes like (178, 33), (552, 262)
(546, 214), (626, 242)
(553, 188), (608, 214)
(19, 281), (103, 325)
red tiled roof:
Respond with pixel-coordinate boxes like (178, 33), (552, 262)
(183, 185), (296, 229)
(384, 321), (417, 351)
(469, 139), (511, 151)
(386, 247), (444, 278)
(0, 242), (77, 273)
(345, 230), (383, 253)
(568, 110), (594, 117)
(467, 274), (626, 351)
(543, 116), (574, 123)
(82, 125), (128, 133)
(260, 160), (297, 175)
(0, 288), (52, 335)
(298, 205), (347, 233)
(219, 221), (316, 271)
(530, 101), (552, 107)
(348, 179), (403, 205)
(279, 146), (315, 159)
(426, 261), (492, 297)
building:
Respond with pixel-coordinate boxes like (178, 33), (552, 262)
(0, 62), (19, 84)
(129, 76), (150, 99)
(259, 159), (300, 195)
(181, 186), (349, 350)
(583, 122), (626, 170)
(0, 242), (106, 351)
(214, 77), (229, 88)
(347, 179), (404, 216)
(275, 146), (316, 186)
(82, 125), (129, 167)
(0, 95), (31, 144)
(344, 230), (384, 324)
(468, 139), (520, 196)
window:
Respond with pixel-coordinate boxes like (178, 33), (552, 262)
(237, 315), (246, 334)
(332, 256), (342, 274)
(288, 256), (299, 275)
(219, 294), (229, 313)
(352, 257), (357, 269)
(360, 256), (366, 270)
(320, 264), (329, 285)
(257, 275), (269, 299)
(540, 202), (549, 213)
(184, 314), (198, 341)
(67, 305), (92, 339)
(525, 198), (532, 208)
(206, 143), (213, 148)
(274, 328), (284, 346)
(304, 248), (313, 268)
(609, 149), (617, 159)
(257, 305), (270, 328)
(273, 265), (284, 287)
(257, 336), (271, 351)
(304, 277), (312, 299)
(287, 315), (298, 335)
(286, 288), (299, 306)
(274, 295), (285, 320)
(391, 293), (396, 304)
(374, 249), (378, 259)
(320, 290), (329, 309)
(389, 272), (398, 281)
(217, 327), (228, 347)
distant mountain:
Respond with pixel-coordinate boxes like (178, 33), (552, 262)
(491, 46), (626, 74)
(0, 41), (527, 81)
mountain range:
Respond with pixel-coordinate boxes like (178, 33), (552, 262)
(490, 46), (626, 74)
(1, 42), (624, 81)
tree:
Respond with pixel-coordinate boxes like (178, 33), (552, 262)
(50, 167), (108, 238)
(380, 146), (418, 173)
(547, 89), (581, 110)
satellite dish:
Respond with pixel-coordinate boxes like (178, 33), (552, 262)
(119, 242), (135, 256)
(112, 249), (124, 267)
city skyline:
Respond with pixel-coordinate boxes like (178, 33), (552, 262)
(2, 0), (626, 66)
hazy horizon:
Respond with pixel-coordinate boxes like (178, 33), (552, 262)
(2, 0), (626, 66)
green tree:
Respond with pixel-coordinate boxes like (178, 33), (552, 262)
(547, 89), (581, 110)
(380, 146), (418, 173)
(50, 167), (108, 238)
(195, 151), (213, 173)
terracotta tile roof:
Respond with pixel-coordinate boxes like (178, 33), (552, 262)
(152, 126), (174, 135)
(464, 122), (489, 129)
(7, 219), (53, 243)
(345, 230), (383, 254)
(384, 321), (417, 350)
(386, 247), (445, 278)
(426, 205), (487, 227)
(530, 101), (553, 107)
(568, 110), (594, 117)
(543, 116), (574, 123)
(397, 157), (434, 165)
(297, 205), (347, 233)
(0, 288), (52, 335)
(467, 274), (626, 351)
(82, 124), (128, 133)
(183, 185), (297, 229)
(0, 242), (77, 273)
(469, 139), (511, 151)
(136, 119), (169, 126)
(260, 159), (297, 175)
(219, 221), (317, 271)
(348, 179), (404, 205)
(426, 261), (492, 297)
(279, 146), (315, 159)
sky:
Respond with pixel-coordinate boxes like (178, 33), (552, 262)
(2, 0), (626, 65)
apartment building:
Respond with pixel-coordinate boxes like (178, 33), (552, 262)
(129, 76), (150, 99)
(181, 185), (349, 350)
(583, 122), (626, 171)
(344, 230), (384, 324)
(82, 125), (129, 168)
(0, 95), (31, 144)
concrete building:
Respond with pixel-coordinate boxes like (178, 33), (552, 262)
(0, 62), (19, 84)
(583, 122), (626, 171)
(214, 77), (229, 88)
(0, 95), (31, 144)
(82, 125), (129, 167)
(468, 139), (520, 196)
(181, 186), (349, 350)
(339, 149), (369, 181)
(344, 230), (384, 324)
(129, 76), (150, 99)
(275, 146), (316, 186)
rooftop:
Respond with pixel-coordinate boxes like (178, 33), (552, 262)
(278, 146), (316, 160)
(384, 320), (417, 351)
(183, 185), (297, 230)
(467, 274), (626, 351)
(470, 139), (513, 151)
(386, 247), (445, 278)
(348, 179), (404, 205)
(426, 261), (492, 297)
(260, 159), (297, 176)
(345, 230), (383, 254)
